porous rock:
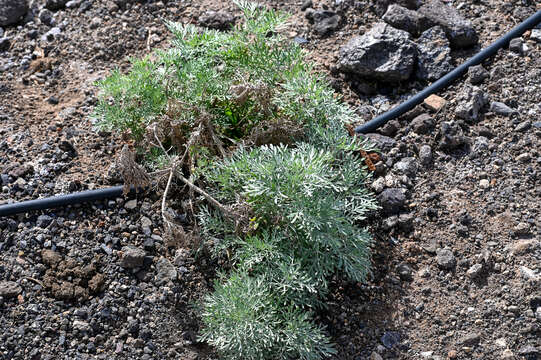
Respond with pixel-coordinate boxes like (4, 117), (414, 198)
(418, 0), (478, 47)
(382, 4), (430, 36)
(0, 0), (28, 26)
(416, 26), (453, 81)
(338, 23), (417, 82)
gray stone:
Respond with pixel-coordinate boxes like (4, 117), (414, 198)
(39, 9), (55, 27)
(41, 27), (61, 41)
(381, 331), (400, 349)
(416, 26), (453, 81)
(378, 188), (407, 215)
(338, 23), (417, 82)
(468, 65), (489, 85)
(466, 264), (483, 279)
(364, 133), (396, 151)
(472, 136), (489, 153)
(490, 101), (517, 116)
(155, 258), (177, 284)
(436, 249), (456, 269)
(372, 0), (421, 16)
(199, 10), (235, 31)
(312, 10), (340, 36)
(382, 4), (430, 36)
(418, 267), (431, 278)
(455, 86), (488, 122)
(393, 157), (418, 177)
(300, 0), (312, 11)
(0, 281), (22, 298)
(419, 145), (432, 166)
(518, 345), (539, 356)
(516, 153), (530, 163)
(124, 199), (137, 210)
(514, 120), (531, 132)
(382, 215), (398, 230)
(509, 37), (523, 54)
(418, 0), (478, 48)
(531, 29), (541, 43)
(72, 320), (91, 332)
(0, 37), (9, 51)
(411, 113), (434, 134)
(46, 0), (68, 10)
(0, 0), (28, 26)
(120, 246), (146, 269)
(37, 215), (53, 228)
(457, 333), (481, 346)
(519, 266), (538, 281)
(397, 263), (413, 281)
(439, 121), (467, 150)
(398, 213), (414, 232)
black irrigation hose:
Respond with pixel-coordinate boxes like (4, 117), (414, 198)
(1, 10), (540, 217)
(0, 186), (125, 217)
(355, 9), (541, 134)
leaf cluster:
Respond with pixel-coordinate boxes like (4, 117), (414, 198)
(93, 1), (379, 359)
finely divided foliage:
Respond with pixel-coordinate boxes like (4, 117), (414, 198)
(94, 1), (378, 359)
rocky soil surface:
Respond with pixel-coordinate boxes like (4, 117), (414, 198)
(1, 0), (540, 359)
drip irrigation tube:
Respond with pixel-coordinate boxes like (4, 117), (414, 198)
(0, 186), (125, 217)
(1, 9), (540, 217)
(355, 9), (541, 134)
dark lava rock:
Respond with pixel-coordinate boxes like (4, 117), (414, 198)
(373, 0), (421, 16)
(416, 26), (453, 81)
(509, 37), (523, 54)
(39, 9), (55, 27)
(419, 144), (432, 166)
(439, 121), (467, 150)
(155, 258), (177, 285)
(382, 4), (430, 36)
(381, 331), (401, 349)
(300, 0), (312, 11)
(36, 215), (53, 228)
(468, 64), (489, 85)
(0, 0), (28, 26)
(455, 86), (488, 122)
(311, 10), (340, 36)
(411, 113), (434, 134)
(363, 133), (396, 151)
(0, 37), (10, 51)
(46, 0), (68, 11)
(393, 157), (418, 177)
(338, 23), (417, 82)
(0, 281), (22, 298)
(436, 249), (456, 269)
(120, 246), (146, 269)
(418, 0), (478, 48)
(397, 263), (413, 281)
(378, 188), (407, 215)
(59, 140), (77, 155)
(199, 10), (235, 31)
